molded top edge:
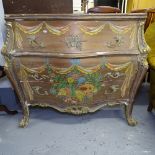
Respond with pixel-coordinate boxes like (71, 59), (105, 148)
(5, 13), (147, 21)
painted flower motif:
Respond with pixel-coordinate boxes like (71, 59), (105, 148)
(67, 77), (74, 84)
(65, 88), (71, 96)
(75, 90), (85, 102)
(93, 88), (98, 93)
(77, 77), (86, 85)
(58, 88), (67, 96)
(71, 73), (80, 80)
(79, 83), (95, 94)
(50, 88), (57, 95)
(48, 58), (103, 103)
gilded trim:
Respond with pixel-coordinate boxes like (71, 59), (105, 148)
(15, 22), (70, 35)
(30, 100), (127, 115)
(79, 24), (105, 35)
(137, 55), (148, 69)
(137, 21), (151, 54)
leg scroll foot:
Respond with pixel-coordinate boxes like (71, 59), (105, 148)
(126, 117), (138, 126)
(124, 104), (137, 126)
(19, 116), (29, 128)
(19, 104), (29, 128)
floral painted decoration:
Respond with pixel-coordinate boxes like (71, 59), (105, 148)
(49, 59), (103, 104)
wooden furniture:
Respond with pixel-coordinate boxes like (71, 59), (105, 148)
(87, 6), (121, 13)
(0, 66), (18, 115)
(1, 13), (149, 127)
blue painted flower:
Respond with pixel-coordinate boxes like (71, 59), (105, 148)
(77, 77), (86, 85)
(70, 59), (80, 65)
(50, 88), (57, 95)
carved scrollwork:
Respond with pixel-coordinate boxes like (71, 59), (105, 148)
(138, 21), (151, 54)
(65, 35), (83, 51)
(32, 86), (49, 96)
(2, 22), (15, 55)
(64, 106), (90, 115)
(104, 85), (120, 94)
(31, 74), (49, 81)
(106, 35), (124, 48)
(137, 55), (148, 69)
(104, 72), (125, 79)
(27, 35), (45, 48)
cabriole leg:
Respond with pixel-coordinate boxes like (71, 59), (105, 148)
(124, 103), (137, 126)
(19, 103), (29, 128)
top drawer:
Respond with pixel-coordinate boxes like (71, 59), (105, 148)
(13, 20), (138, 54)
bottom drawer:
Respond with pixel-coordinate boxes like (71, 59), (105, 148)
(13, 55), (138, 112)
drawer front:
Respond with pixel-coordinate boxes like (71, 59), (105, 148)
(14, 20), (138, 54)
(12, 56), (138, 110)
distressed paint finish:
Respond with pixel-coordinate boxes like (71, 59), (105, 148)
(1, 14), (149, 127)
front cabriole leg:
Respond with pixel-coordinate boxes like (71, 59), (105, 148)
(19, 102), (30, 128)
(124, 103), (137, 126)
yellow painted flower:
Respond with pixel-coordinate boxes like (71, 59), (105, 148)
(67, 77), (74, 84)
(79, 83), (95, 94)
(93, 88), (98, 93)
(58, 88), (67, 96)
(75, 90), (85, 102)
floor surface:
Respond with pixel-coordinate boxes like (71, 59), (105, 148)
(0, 83), (155, 155)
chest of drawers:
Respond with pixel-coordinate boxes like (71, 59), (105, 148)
(2, 14), (149, 127)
